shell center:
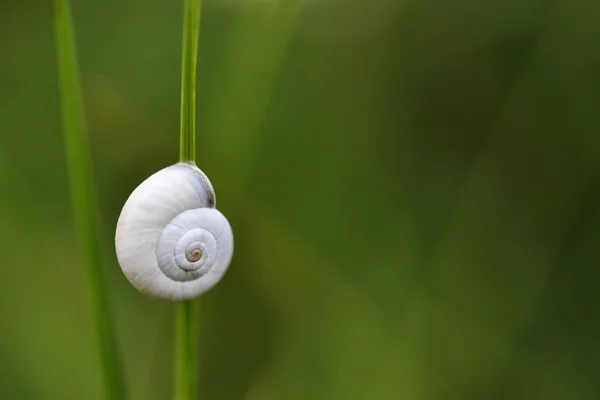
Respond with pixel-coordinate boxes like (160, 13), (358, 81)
(186, 247), (203, 262)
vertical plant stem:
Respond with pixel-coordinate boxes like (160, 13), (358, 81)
(175, 301), (198, 400)
(176, 0), (202, 399)
(53, 1), (127, 399)
(179, 0), (201, 164)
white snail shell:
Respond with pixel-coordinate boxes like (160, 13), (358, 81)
(115, 162), (233, 301)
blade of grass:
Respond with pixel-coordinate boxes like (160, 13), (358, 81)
(175, 301), (198, 400)
(179, 0), (201, 164)
(53, 1), (127, 399)
(176, 0), (202, 399)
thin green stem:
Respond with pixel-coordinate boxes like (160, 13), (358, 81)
(175, 301), (198, 400)
(179, 0), (202, 164)
(176, 0), (202, 399)
(53, 1), (127, 399)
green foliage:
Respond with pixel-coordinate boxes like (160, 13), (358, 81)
(0, 0), (599, 399)
(53, 0), (127, 399)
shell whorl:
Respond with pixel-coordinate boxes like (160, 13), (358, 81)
(115, 162), (233, 301)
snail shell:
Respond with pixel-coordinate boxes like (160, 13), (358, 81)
(115, 162), (233, 301)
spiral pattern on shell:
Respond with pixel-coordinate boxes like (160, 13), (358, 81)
(115, 162), (233, 301)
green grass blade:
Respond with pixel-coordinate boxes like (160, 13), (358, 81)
(176, 0), (202, 399)
(53, 1), (127, 399)
(179, 0), (201, 164)
(175, 301), (198, 400)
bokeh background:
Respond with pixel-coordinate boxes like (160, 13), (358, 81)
(1, 0), (600, 399)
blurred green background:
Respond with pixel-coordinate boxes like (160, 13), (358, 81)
(1, 0), (600, 399)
